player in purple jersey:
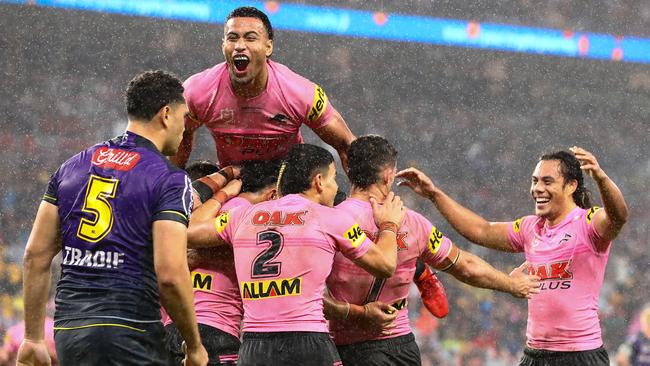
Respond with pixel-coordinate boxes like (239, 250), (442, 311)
(187, 143), (406, 366)
(396, 147), (628, 366)
(323, 136), (541, 365)
(17, 71), (208, 366)
(617, 307), (650, 366)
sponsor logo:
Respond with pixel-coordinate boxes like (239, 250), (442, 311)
(269, 113), (290, 124)
(513, 217), (524, 233)
(216, 212), (230, 234)
(61, 246), (124, 269)
(586, 206), (600, 224)
(192, 271), (213, 291)
(428, 226), (444, 254)
(528, 260), (573, 291)
(308, 85), (328, 122)
(557, 233), (572, 246)
(240, 277), (301, 300)
(252, 210), (306, 226)
(344, 223), (366, 248)
(91, 147), (141, 171)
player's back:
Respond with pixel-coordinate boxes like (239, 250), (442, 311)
(217, 194), (371, 333)
(327, 198), (452, 345)
(46, 131), (192, 323)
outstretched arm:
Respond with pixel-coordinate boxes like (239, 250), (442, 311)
(397, 167), (515, 252)
(570, 146), (628, 248)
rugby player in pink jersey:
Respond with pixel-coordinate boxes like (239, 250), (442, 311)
(165, 160), (280, 366)
(396, 147), (628, 366)
(170, 6), (354, 169)
(323, 136), (541, 365)
(187, 143), (406, 366)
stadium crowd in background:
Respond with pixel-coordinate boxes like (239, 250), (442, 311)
(1, 2), (649, 365)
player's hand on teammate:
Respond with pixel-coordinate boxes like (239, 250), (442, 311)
(220, 179), (242, 199)
(570, 146), (606, 181)
(358, 301), (398, 335)
(181, 341), (209, 366)
(370, 192), (405, 228)
(395, 167), (438, 200)
(508, 262), (541, 299)
(16, 339), (52, 366)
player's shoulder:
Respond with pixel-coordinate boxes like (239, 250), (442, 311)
(183, 63), (227, 92)
(268, 60), (315, 88)
(511, 214), (540, 234)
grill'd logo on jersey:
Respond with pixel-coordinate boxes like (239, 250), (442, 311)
(365, 231), (408, 251)
(252, 210), (306, 226)
(240, 277), (301, 300)
(428, 226), (444, 254)
(528, 260), (573, 290)
(344, 223), (367, 248)
(91, 147), (141, 171)
(192, 271), (213, 291)
(308, 85), (328, 122)
(586, 206), (600, 224)
(216, 212), (230, 234)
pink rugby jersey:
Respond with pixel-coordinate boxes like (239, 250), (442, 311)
(163, 197), (248, 338)
(507, 206), (611, 351)
(183, 60), (336, 166)
(215, 194), (372, 333)
(327, 198), (453, 345)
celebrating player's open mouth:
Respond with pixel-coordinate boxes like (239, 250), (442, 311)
(232, 54), (250, 76)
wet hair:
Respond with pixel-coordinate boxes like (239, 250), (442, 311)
(185, 160), (219, 181)
(539, 150), (592, 208)
(240, 159), (282, 193)
(278, 144), (334, 196)
(125, 70), (184, 121)
(226, 6), (274, 40)
(348, 135), (398, 189)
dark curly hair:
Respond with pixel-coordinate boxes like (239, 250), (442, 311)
(348, 135), (398, 189)
(226, 6), (274, 40)
(278, 144), (334, 196)
(240, 159), (282, 193)
(540, 150), (592, 209)
(125, 70), (184, 121)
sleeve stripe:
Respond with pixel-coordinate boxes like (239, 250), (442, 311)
(43, 194), (57, 201)
(159, 210), (188, 220)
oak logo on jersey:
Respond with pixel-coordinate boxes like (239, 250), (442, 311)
(252, 210), (307, 226)
(91, 147), (141, 171)
(528, 260), (573, 291)
(308, 85), (328, 122)
(513, 217), (524, 234)
(586, 206), (600, 224)
(427, 226), (444, 254)
(216, 212), (230, 234)
(240, 277), (301, 300)
(344, 224), (367, 248)
(365, 231), (408, 251)
(192, 271), (213, 291)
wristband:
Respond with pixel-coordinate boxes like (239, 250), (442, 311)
(217, 166), (234, 181)
(378, 221), (399, 234)
(212, 191), (229, 206)
(192, 179), (217, 204)
(348, 303), (367, 321)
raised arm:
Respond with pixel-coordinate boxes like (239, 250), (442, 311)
(397, 167), (515, 252)
(17, 202), (61, 366)
(570, 146), (628, 247)
(170, 114), (203, 168)
(153, 220), (208, 366)
(313, 110), (356, 172)
(186, 181), (240, 249)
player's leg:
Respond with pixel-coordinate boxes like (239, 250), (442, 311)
(413, 259), (449, 318)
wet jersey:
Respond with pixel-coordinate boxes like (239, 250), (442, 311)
(507, 206), (611, 351)
(183, 60), (336, 166)
(164, 197), (247, 338)
(44, 132), (193, 323)
(327, 198), (453, 345)
(215, 194), (371, 333)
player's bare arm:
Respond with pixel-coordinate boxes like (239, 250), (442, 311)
(17, 202), (61, 366)
(570, 146), (628, 247)
(191, 166), (241, 206)
(352, 192), (405, 278)
(170, 113), (203, 168)
(438, 244), (541, 299)
(397, 167), (515, 252)
(153, 220), (208, 366)
(187, 180), (241, 249)
(313, 110), (356, 172)
(323, 292), (397, 334)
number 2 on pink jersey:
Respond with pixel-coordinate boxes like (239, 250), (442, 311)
(251, 230), (284, 278)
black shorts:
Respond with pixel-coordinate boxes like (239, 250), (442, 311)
(54, 319), (173, 366)
(164, 323), (240, 366)
(518, 345), (609, 366)
(238, 331), (341, 366)
(336, 333), (421, 366)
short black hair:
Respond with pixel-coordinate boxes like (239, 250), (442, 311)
(539, 150), (592, 209)
(348, 135), (398, 189)
(226, 6), (274, 40)
(125, 70), (184, 121)
(240, 159), (282, 193)
(185, 160), (219, 181)
(279, 144), (334, 196)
